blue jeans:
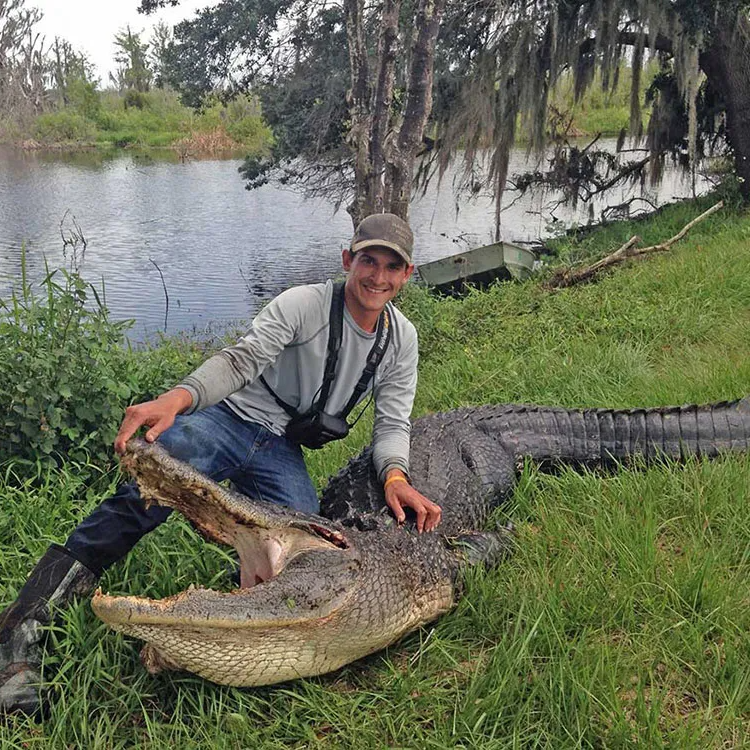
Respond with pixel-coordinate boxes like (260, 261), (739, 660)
(65, 402), (318, 575)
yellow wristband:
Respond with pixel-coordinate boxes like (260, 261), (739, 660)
(384, 475), (408, 490)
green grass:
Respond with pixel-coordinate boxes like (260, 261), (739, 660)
(8, 89), (273, 154)
(549, 64), (658, 137)
(2, 194), (750, 746)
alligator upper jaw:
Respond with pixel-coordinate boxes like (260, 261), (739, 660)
(116, 438), (352, 588)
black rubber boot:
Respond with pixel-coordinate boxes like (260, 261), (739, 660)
(0, 544), (97, 716)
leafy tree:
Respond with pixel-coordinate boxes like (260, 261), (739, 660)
(237, 6), (351, 208)
(1, 1), (103, 135)
(49, 38), (99, 116)
(148, 20), (173, 89)
(0, 0), (47, 121)
(139, 0), (447, 225)
(431, 0), (750, 231)
(111, 25), (152, 94)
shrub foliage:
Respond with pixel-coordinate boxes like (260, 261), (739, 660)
(0, 259), (134, 468)
(0, 256), (206, 473)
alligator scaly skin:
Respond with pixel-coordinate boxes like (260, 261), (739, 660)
(92, 397), (750, 687)
(323, 398), (750, 528)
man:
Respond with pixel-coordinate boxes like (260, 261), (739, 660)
(0, 212), (441, 715)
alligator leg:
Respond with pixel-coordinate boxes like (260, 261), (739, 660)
(449, 527), (516, 569)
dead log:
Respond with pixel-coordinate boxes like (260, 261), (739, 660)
(547, 201), (724, 289)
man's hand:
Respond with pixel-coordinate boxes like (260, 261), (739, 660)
(384, 470), (442, 533)
(114, 388), (193, 455)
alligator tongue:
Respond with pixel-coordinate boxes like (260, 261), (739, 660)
(232, 532), (269, 587)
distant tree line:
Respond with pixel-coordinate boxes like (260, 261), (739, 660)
(4, 0), (748, 226)
(0, 0), (176, 128)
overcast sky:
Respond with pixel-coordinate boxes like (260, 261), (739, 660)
(32, 0), (215, 84)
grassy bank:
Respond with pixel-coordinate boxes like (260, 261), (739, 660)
(1, 194), (750, 747)
(535, 64), (659, 139)
(1, 89), (272, 155)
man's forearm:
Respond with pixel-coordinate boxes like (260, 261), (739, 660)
(160, 386), (194, 413)
(179, 352), (247, 414)
(373, 435), (410, 482)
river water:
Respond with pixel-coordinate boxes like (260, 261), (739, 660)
(0, 144), (709, 340)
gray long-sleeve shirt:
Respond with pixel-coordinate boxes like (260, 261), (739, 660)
(178, 281), (418, 481)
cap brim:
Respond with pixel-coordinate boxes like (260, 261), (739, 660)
(351, 239), (412, 265)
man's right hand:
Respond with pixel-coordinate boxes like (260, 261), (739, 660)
(114, 388), (193, 455)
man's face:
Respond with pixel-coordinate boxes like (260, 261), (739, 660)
(342, 247), (414, 316)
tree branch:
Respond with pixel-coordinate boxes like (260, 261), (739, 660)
(547, 201), (724, 289)
(579, 30), (674, 58)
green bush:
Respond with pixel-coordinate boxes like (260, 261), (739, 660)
(226, 114), (272, 149)
(129, 333), (212, 403)
(123, 90), (147, 110)
(32, 111), (96, 143)
(92, 108), (117, 131)
(197, 94), (273, 148)
(0, 259), (134, 470)
(0, 254), (211, 476)
(67, 78), (102, 121)
(93, 89), (190, 145)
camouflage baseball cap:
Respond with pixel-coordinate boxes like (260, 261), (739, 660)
(350, 213), (414, 264)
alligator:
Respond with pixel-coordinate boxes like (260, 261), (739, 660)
(92, 396), (750, 687)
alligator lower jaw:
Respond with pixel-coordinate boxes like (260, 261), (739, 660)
(92, 579), (343, 630)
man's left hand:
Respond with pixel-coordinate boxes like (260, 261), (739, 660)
(384, 471), (442, 533)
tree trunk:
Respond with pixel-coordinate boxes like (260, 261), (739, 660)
(700, 10), (750, 201)
(384, 0), (446, 221)
(369, 0), (401, 216)
(53, 40), (68, 107)
(343, 0), (372, 227)
(345, 0), (444, 227)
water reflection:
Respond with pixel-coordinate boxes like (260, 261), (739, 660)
(0, 144), (711, 340)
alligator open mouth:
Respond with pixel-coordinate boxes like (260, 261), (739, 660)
(89, 437), (452, 685)
(117, 439), (350, 589)
(91, 482), (361, 684)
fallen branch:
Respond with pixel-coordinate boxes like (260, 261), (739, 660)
(547, 201), (724, 289)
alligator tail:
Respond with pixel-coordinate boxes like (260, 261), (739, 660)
(477, 397), (750, 467)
